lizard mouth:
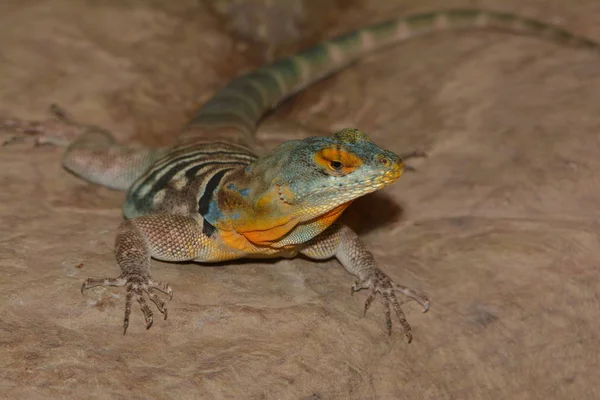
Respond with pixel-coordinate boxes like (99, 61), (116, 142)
(379, 169), (402, 185)
(377, 160), (404, 185)
(367, 163), (403, 190)
(332, 170), (401, 203)
(277, 183), (294, 205)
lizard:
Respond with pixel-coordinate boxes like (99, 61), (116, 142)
(3, 9), (599, 343)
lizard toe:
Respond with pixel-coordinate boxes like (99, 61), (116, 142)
(355, 267), (426, 342)
(81, 272), (172, 334)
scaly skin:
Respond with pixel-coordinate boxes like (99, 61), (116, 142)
(3, 9), (599, 341)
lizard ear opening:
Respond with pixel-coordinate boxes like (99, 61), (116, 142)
(314, 146), (362, 175)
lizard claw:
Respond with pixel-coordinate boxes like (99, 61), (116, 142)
(0, 104), (85, 147)
(81, 274), (173, 334)
(352, 268), (429, 343)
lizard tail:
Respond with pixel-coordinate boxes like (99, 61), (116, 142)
(182, 9), (598, 147)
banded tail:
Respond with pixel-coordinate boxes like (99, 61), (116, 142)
(182, 9), (599, 147)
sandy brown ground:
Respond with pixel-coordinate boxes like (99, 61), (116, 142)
(1, 0), (600, 399)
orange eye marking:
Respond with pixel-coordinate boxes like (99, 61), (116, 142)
(314, 147), (362, 174)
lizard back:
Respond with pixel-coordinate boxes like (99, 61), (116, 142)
(124, 141), (257, 219)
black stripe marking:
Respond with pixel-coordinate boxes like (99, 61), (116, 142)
(185, 161), (246, 179)
(137, 159), (210, 200)
(198, 169), (231, 238)
(132, 152), (253, 200)
(198, 169), (230, 216)
(131, 160), (229, 213)
(202, 220), (217, 237)
(140, 148), (254, 181)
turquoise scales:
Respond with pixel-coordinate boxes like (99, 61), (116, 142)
(7, 9), (598, 340)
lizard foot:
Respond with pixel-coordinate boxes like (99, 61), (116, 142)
(1, 104), (84, 147)
(81, 274), (174, 334)
(351, 268), (429, 343)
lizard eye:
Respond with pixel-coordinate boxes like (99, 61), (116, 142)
(329, 160), (344, 171)
(314, 147), (360, 175)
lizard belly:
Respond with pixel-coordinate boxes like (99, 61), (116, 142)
(193, 234), (300, 263)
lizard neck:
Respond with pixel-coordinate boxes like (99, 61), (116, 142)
(207, 168), (350, 248)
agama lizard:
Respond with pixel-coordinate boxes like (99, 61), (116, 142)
(3, 9), (598, 342)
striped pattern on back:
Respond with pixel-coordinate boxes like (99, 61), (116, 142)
(124, 141), (257, 218)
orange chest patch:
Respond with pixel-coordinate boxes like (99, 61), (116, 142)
(238, 216), (297, 246)
(313, 201), (352, 229)
(217, 202), (352, 251)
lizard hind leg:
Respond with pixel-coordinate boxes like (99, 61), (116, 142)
(2, 104), (166, 190)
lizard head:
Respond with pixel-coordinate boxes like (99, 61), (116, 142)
(243, 128), (403, 218)
(216, 128), (404, 247)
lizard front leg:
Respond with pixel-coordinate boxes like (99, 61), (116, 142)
(82, 214), (204, 334)
(300, 223), (430, 343)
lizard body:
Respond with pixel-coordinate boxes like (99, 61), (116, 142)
(8, 9), (600, 341)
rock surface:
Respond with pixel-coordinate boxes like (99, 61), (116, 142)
(1, 0), (599, 399)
